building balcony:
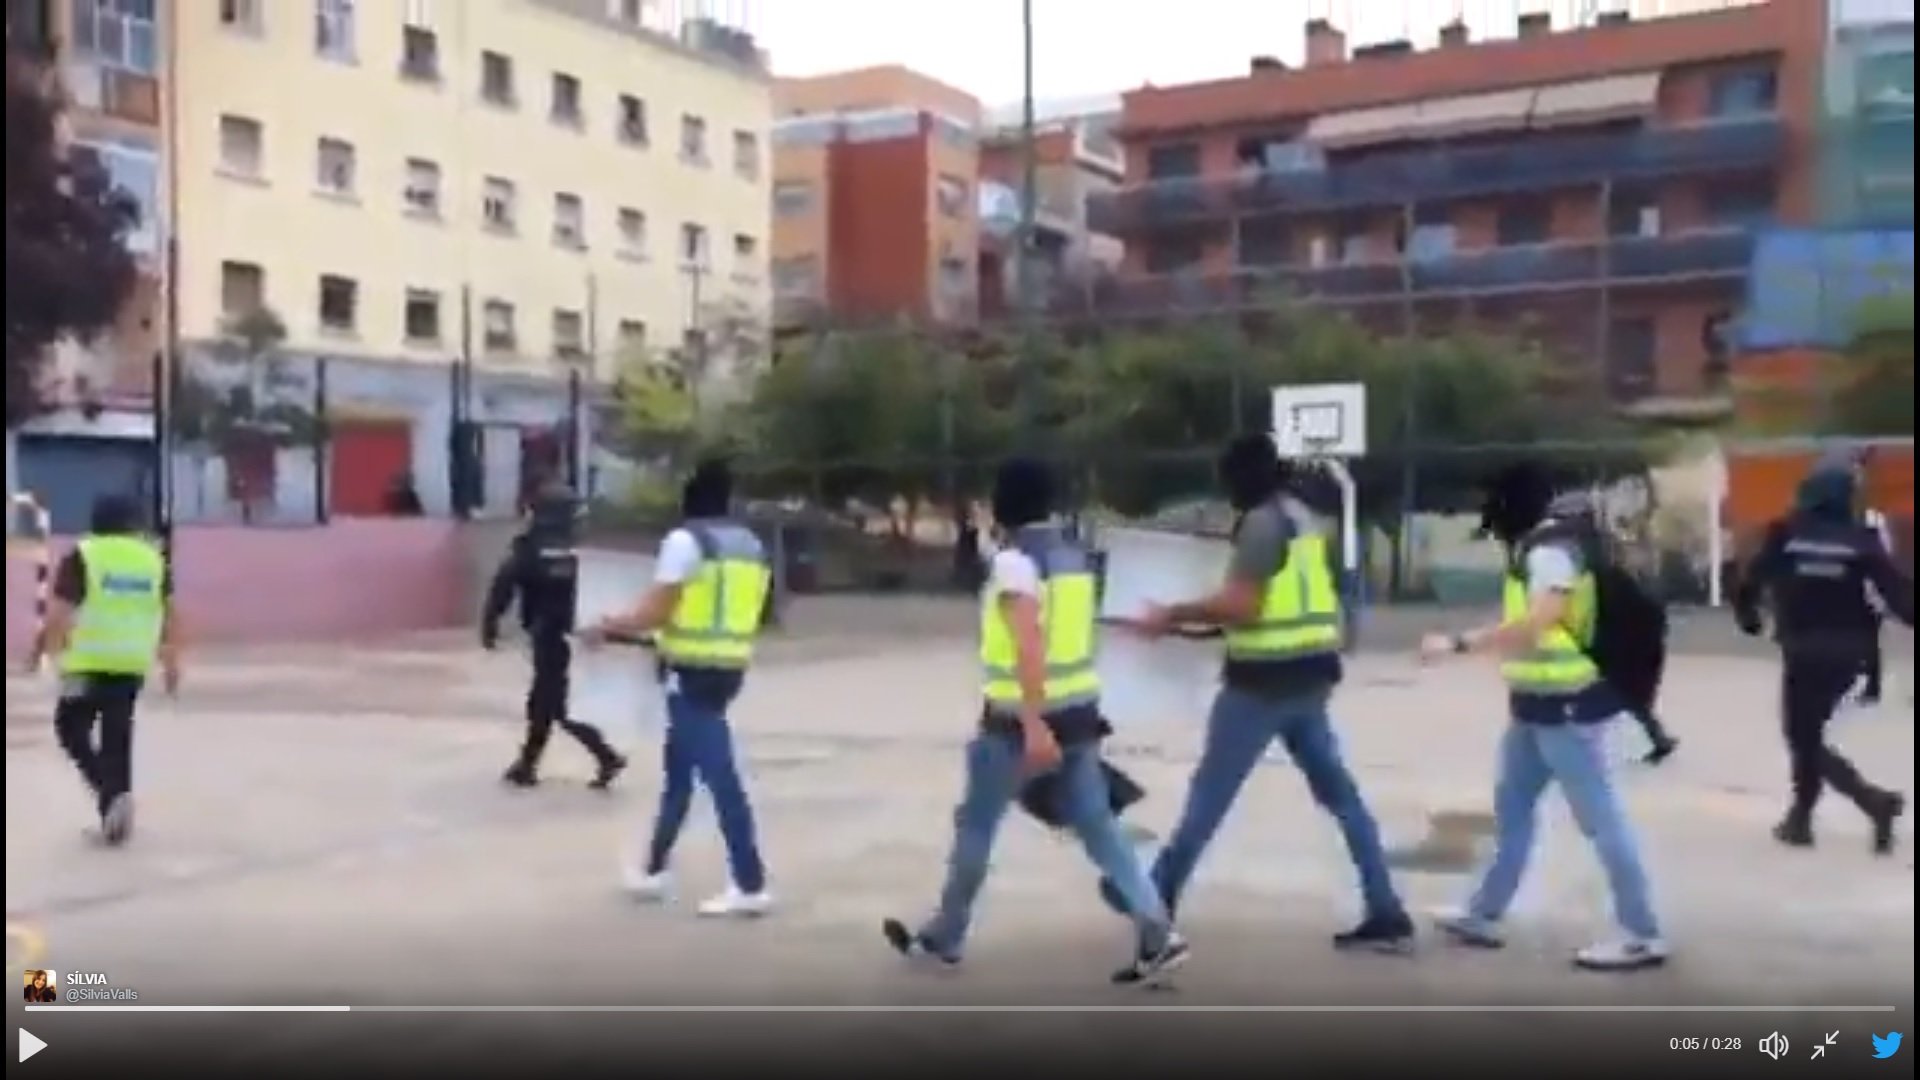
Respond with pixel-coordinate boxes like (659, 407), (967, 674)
(1088, 118), (1784, 233)
(1034, 229), (1755, 320)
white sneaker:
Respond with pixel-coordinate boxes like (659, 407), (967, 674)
(101, 793), (135, 846)
(1433, 911), (1506, 949)
(620, 866), (671, 902)
(697, 885), (774, 918)
(1574, 937), (1670, 971)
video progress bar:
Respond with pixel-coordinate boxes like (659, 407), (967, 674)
(24, 1005), (1901, 1014)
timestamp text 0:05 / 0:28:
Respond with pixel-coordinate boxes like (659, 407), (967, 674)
(1670, 1038), (1743, 1051)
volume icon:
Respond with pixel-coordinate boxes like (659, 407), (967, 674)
(1759, 1031), (1790, 1061)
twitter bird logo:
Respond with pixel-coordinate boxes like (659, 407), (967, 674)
(1871, 1032), (1902, 1059)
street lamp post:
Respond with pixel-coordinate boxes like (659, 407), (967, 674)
(1015, 0), (1040, 448)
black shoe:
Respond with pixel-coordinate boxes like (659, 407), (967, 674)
(1773, 815), (1814, 848)
(1111, 933), (1191, 987)
(1643, 737), (1679, 766)
(881, 918), (959, 967)
(100, 793), (134, 847)
(1097, 871), (1174, 920)
(502, 763), (538, 787)
(1333, 912), (1416, 954)
(589, 754), (628, 791)
(1869, 793), (1905, 856)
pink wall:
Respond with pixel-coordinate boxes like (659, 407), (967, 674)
(6, 519), (469, 658)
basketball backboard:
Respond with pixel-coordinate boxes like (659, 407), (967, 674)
(1271, 382), (1367, 458)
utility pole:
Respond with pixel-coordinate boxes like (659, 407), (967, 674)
(1016, 0), (1040, 449)
(682, 256), (710, 424)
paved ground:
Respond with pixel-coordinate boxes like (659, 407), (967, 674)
(5, 600), (1913, 1071)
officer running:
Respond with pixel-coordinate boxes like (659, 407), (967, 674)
(482, 482), (627, 789)
(42, 494), (180, 845)
(1111, 434), (1414, 952)
(1421, 468), (1667, 971)
(1733, 456), (1911, 854)
(882, 457), (1188, 985)
(588, 461), (777, 918)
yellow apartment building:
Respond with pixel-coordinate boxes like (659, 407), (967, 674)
(173, 0), (771, 379)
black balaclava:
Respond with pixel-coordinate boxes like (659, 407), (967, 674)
(681, 459), (734, 520)
(89, 494), (142, 536)
(1793, 460), (1858, 526)
(1217, 434), (1287, 513)
(1478, 463), (1556, 548)
(991, 457), (1053, 531)
(528, 481), (580, 543)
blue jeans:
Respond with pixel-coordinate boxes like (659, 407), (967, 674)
(1467, 720), (1660, 940)
(1153, 685), (1405, 922)
(644, 689), (766, 893)
(921, 734), (1171, 956)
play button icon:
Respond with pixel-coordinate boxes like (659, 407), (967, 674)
(20, 1029), (47, 1063)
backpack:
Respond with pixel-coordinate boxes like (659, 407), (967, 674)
(1525, 519), (1670, 715)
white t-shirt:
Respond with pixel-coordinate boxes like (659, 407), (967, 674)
(1525, 544), (1579, 598)
(986, 548), (1042, 601)
(653, 528), (705, 585)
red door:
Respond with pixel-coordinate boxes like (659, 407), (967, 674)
(329, 419), (414, 517)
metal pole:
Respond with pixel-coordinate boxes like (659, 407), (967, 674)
(454, 284), (474, 519)
(1016, 0), (1040, 449)
(314, 356), (331, 524)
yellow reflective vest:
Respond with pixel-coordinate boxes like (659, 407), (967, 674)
(657, 521), (771, 671)
(61, 534), (167, 677)
(1223, 506), (1344, 663)
(980, 526), (1099, 713)
(1499, 540), (1601, 697)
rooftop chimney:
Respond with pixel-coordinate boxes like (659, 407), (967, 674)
(1517, 11), (1551, 39)
(1439, 19), (1469, 48)
(1250, 54), (1285, 74)
(1305, 18), (1347, 67)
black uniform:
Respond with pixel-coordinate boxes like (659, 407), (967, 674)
(1734, 465), (1912, 853)
(481, 493), (624, 787)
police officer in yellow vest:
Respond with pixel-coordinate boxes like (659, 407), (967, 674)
(1115, 435), (1414, 951)
(43, 495), (180, 846)
(584, 461), (775, 918)
(882, 458), (1190, 986)
(1422, 465), (1667, 971)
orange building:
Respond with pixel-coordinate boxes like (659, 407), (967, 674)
(1086, 2), (1832, 417)
(770, 66), (982, 329)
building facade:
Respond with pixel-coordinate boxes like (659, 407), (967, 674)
(770, 66), (981, 330)
(1819, 13), (1914, 226)
(169, 0), (771, 519)
(976, 98), (1126, 321)
(1086, 2), (1830, 416)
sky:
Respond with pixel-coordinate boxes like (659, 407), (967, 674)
(749, 0), (1910, 110)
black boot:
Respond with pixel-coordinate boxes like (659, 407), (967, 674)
(589, 752), (628, 791)
(1773, 809), (1814, 848)
(1643, 735), (1679, 766)
(1868, 792), (1905, 856)
(561, 721), (625, 790)
(502, 761), (538, 787)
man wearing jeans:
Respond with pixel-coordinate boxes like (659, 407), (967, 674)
(1113, 434), (1414, 952)
(883, 458), (1189, 986)
(1421, 467), (1667, 971)
(588, 461), (775, 918)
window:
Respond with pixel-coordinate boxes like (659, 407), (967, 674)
(219, 115), (264, 177)
(1701, 311), (1733, 388)
(1707, 69), (1778, 118)
(552, 309), (586, 359)
(1496, 199), (1551, 246)
(680, 223), (709, 266)
(482, 299), (516, 352)
(220, 0), (263, 33)
(551, 72), (583, 127)
(553, 193), (585, 248)
(481, 51), (515, 106)
(1335, 218), (1372, 263)
(1607, 189), (1660, 237)
(401, 26), (439, 81)
(617, 208), (647, 258)
(617, 319), (648, 356)
(315, 0), (356, 62)
(1702, 178), (1776, 228)
(482, 177), (516, 231)
(772, 180), (815, 217)
(404, 288), (441, 342)
(403, 158), (441, 216)
(772, 256), (820, 297)
(1144, 237), (1204, 274)
(72, 138), (159, 255)
(618, 94), (648, 145)
(1146, 143), (1200, 180)
(732, 233), (758, 278)
(732, 130), (759, 179)
(936, 174), (969, 218)
(318, 274), (358, 333)
(1606, 316), (1657, 400)
(316, 137), (356, 195)
(220, 260), (265, 317)
(680, 115), (708, 165)
(615, 0), (644, 24)
(69, 0), (157, 74)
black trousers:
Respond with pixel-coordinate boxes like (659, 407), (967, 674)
(1782, 655), (1887, 818)
(54, 674), (143, 816)
(1861, 618), (1884, 700)
(520, 633), (617, 768)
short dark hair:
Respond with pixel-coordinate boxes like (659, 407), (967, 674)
(89, 494), (143, 535)
(991, 457), (1054, 529)
(681, 459), (734, 519)
(1217, 432), (1286, 509)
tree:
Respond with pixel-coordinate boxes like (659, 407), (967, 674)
(1828, 292), (1914, 437)
(5, 46), (139, 427)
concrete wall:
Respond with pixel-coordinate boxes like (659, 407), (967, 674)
(5, 518), (470, 659)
